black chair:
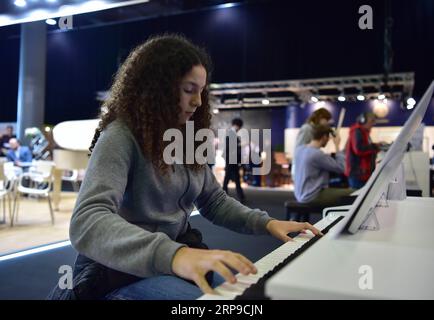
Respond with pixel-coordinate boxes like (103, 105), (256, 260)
(284, 194), (357, 222)
(284, 193), (325, 222)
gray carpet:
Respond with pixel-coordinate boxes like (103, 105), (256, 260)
(0, 187), (320, 300)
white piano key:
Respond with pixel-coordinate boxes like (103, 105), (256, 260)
(199, 215), (339, 300)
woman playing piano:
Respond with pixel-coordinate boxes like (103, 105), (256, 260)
(49, 34), (321, 300)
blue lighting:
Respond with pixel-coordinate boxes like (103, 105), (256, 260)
(0, 241), (71, 262)
(216, 2), (238, 9)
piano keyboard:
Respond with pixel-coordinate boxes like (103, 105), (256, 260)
(198, 214), (344, 300)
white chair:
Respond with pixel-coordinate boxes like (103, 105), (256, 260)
(62, 169), (80, 192)
(12, 160), (55, 226)
(0, 160), (15, 225)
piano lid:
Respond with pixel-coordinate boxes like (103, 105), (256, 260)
(52, 120), (99, 151)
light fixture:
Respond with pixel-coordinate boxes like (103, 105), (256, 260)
(357, 95), (365, 101)
(14, 0), (27, 7)
(213, 109), (219, 114)
(406, 97), (416, 106)
(45, 18), (56, 25)
(45, 126), (52, 132)
(338, 95), (346, 102)
(262, 99), (270, 105)
(406, 104), (414, 110)
(310, 96), (319, 103)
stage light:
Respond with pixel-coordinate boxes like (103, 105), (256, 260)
(378, 94), (386, 100)
(406, 104), (414, 110)
(213, 109), (219, 114)
(310, 96), (319, 103)
(357, 95), (365, 101)
(407, 97), (416, 106)
(262, 99), (270, 105)
(338, 96), (346, 102)
(14, 0), (27, 7)
(45, 18), (56, 25)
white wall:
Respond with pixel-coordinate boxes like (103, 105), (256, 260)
(285, 126), (434, 160)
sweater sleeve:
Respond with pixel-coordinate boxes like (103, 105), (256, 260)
(194, 165), (274, 235)
(313, 150), (345, 174)
(69, 124), (185, 278)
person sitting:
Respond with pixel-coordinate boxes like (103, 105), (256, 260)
(6, 138), (33, 171)
(291, 108), (332, 179)
(1, 125), (16, 156)
(293, 124), (354, 212)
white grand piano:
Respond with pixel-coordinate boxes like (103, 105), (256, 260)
(51, 120), (99, 210)
(199, 197), (434, 300)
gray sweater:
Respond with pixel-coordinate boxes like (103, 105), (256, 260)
(69, 120), (273, 278)
(293, 145), (345, 202)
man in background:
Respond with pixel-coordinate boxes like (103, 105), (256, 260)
(223, 118), (246, 203)
(1, 125), (16, 156)
(6, 138), (33, 170)
(345, 112), (381, 189)
(294, 124), (353, 210)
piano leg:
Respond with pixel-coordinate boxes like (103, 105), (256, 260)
(52, 168), (63, 211)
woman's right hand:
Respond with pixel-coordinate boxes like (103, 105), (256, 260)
(171, 247), (257, 295)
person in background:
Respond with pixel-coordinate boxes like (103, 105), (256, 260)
(223, 118), (246, 203)
(1, 125), (16, 156)
(345, 112), (381, 189)
(6, 138), (33, 170)
(293, 125), (353, 219)
(291, 108), (333, 178)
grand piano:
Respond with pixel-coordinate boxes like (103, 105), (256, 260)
(51, 119), (99, 210)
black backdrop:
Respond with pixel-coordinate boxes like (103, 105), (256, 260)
(0, 0), (433, 123)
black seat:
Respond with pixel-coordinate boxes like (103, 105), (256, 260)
(284, 194), (325, 222)
(284, 193), (357, 222)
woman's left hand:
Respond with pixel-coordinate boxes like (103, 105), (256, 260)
(265, 220), (323, 242)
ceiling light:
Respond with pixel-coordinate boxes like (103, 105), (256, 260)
(45, 18), (56, 25)
(310, 96), (319, 103)
(357, 95), (365, 101)
(14, 0), (27, 7)
(338, 96), (346, 102)
(406, 97), (416, 106)
(262, 99), (270, 105)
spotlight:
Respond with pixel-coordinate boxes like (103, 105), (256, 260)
(406, 104), (414, 110)
(357, 95), (365, 101)
(406, 97), (416, 106)
(45, 18), (57, 25)
(45, 126), (52, 132)
(310, 96), (319, 103)
(378, 94), (386, 100)
(338, 95), (346, 102)
(262, 99), (270, 105)
(213, 109), (219, 114)
(14, 0), (27, 7)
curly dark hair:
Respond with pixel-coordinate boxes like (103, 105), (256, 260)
(89, 34), (213, 175)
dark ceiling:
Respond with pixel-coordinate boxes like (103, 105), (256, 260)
(0, 0), (251, 38)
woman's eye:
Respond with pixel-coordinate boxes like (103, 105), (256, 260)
(183, 88), (194, 94)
